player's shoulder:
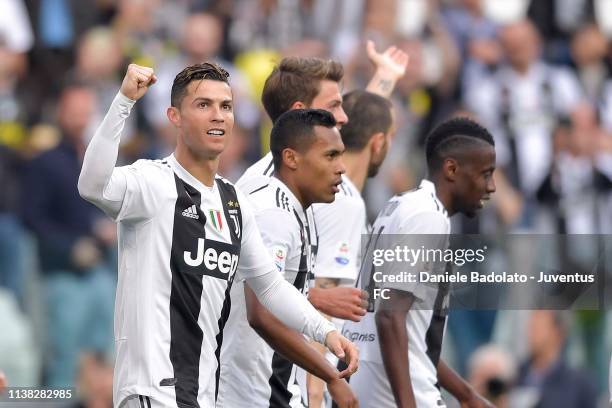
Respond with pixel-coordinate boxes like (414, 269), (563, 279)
(237, 152), (274, 187)
(397, 184), (446, 216)
(247, 181), (296, 215)
(122, 158), (174, 181)
(130, 157), (173, 171)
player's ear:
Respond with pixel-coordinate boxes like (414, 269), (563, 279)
(290, 101), (307, 110)
(167, 106), (181, 128)
(282, 148), (299, 171)
(443, 157), (458, 181)
(369, 132), (386, 154)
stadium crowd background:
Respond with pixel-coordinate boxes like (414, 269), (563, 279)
(0, 0), (611, 406)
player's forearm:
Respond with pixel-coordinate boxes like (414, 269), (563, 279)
(245, 285), (338, 383)
(246, 271), (336, 344)
(366, 73), (398, 99)
(437, 359), (475, 403)
(306, 340), (329, 407)
(376, 310), (417, 408)
(78, 92), (134, 206)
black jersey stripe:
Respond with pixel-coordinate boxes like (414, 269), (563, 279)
(169, 176), (206, 408)
(267, 209), (311, 407)
(213, 180), (243, 401)
(424, 267), (449, 370)
(249, 183), (269, 195)
(264, 157), (274, 175)
(431, 193), (440, 212)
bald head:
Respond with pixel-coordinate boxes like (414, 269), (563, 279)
(182, 13), (223, 61)
(499, 20), (541, 73)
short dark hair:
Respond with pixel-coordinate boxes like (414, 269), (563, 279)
(171, 62), (230, 107)
(425, 117), (495, 172)
(262, 57), (344, 123)
(270, 109), (337, 170)
(340, 90), (393, 151)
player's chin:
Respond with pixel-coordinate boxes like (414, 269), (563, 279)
(319, 192), (336, 204)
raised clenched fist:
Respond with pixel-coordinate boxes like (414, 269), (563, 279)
(120, 64), (157, 101)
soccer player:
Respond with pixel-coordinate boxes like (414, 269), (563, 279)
(345, 117), (496, 408)
(218, 109), (350, 407)
(238, 41), (408, 322)
(77, 63), (357, 408)
(305, 90), (395, 406)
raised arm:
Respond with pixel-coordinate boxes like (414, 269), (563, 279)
(77, 64), (156, 217)
(365, 40), (409, 98)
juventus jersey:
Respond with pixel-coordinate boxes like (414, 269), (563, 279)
(80, 93), (337, 408)
(105, 154), (277, 408)
(344, 179), (451, 408)
(218, 176), (314, 408)
(238, 152), (365, 284)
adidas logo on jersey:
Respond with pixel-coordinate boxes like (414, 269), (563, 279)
(182, 205), (199, 219)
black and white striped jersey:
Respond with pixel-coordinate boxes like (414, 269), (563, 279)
(96, 152), (275, 408)
(79, 93), (338, 408)
(218, 176), (314, 408)
(345, 179), (451, 408)
(237, 151), (365, 284)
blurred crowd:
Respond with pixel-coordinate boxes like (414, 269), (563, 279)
(0, 0), (612, 406)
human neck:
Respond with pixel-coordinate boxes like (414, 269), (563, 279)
(275, 170), (308, 209)
(343, 150), (370, 192)
(174, 144), (218, 187)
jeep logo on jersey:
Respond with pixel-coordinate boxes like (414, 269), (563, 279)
(183, 238), (239, 280)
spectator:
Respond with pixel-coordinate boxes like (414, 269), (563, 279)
(73, 352), (113, 408)
(22, 83), (115, 387)
(0, 146), (25, 302)
(516, 310), (598, 408)
(0, 0), (33, 306)
(467, 344), (517, 408)
(143, 11), (259, 176)
(465, 19), (584, 230)
(443, 0), (503, 100)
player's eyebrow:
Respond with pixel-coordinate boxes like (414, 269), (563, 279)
(325, 146), (344, 156)
(192, 97), (233, 104)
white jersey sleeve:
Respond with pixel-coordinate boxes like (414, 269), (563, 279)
(253, 208), (300, 276)
(311, 195), (365, 282)
(235, 189), (278, 280)
(78, 92), (163, 222)
(245, 270), (335, 344)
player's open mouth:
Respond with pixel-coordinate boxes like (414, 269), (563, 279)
(479, 197), (490, 207)
(207, 129), (225, 137)
(331, 180), (342, 193)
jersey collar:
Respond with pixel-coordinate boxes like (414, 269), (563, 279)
(420, 179), (448, 216)
(270, 176), (306, 220)
(168, 154), (216, 193)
